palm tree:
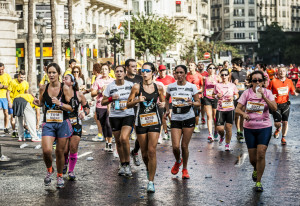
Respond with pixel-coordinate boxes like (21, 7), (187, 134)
(50, 0), (58, 63)
(27, 0), (35, 93)
(68, 0), (74, 58)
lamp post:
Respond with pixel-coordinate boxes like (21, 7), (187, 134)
(194, 43), (198, 63)
(105, 24), (125, 67)
(35, 13), (47, 82)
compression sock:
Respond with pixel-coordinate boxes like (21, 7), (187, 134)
(57, 173), (63, 177)
(68, 153), (78, 172)
(47, 166), (53, 173)
(64, 153), (69, 166)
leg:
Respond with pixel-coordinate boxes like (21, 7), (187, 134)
(95, 112), (103, 135)
(69, 135), (81, 172)
(137, 133), (148, 169)
(239, 115), (244, 133)
(42, 136), (56, 169)
(24, 104), (38, 139)
(4, 109), (9, 129)
(235, 113), (241, 132)
(217, 125), (225, 138)
(201, 104), (205, 122)
(256, 145), (268, 182)
(282, 121), (288, 137)
(171, 128), (183, 162)
(274, 122), (281, 131)
(248, 148), (257, 170)
(212, 108), (217, 133)
(133, 138), (140, 153)
(181, 127), (193, 169)
(10, 115), (15, 131)
(120, 126), (132, 163)
(225, 123), (233, 144)
(147, 132), (159, 181)
(113, 131), (124, 162)
(55, 137), (68, 174)
(17, 116), (24, 140)
(205, 105), (213, 135)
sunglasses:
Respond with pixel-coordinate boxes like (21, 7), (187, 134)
(73, 71), (79, 73)
(252, 79), (263, 83)
(221, 74), (229, 77)
(208, 67), (216, 70)
(141, 69), (151, 73)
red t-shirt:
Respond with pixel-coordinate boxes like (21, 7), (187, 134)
(200, 71), (209, 77)
(186, 72), (203, 91)
(290, 67), (299, 80)
(267, 78), (295, 104)
(156, 75), (175, 86)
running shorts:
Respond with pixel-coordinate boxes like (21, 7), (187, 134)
(201, 96), (217, 109)
(216, 110), (235, 126)
(72, 123), (82, 137)
(109, 115), (135, 131)
(0, 98), (8, 110)
(42, 119), (73, 138)
(272, 102), (290, 122)
(244, 127), (272, 149)
(171, 117), (195, 129)
(136, 124), (161, 134)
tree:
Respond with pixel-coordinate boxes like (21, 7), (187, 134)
(68, 0), (74, 58)
(27, 0), (35, 94)
(122, 14), (182, 57)
(284, 34), (300, 65)
(258, 22), (286, 64)
(50, 0), (58, 63)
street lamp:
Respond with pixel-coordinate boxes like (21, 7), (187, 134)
(35, 13), (47, 82)
(105, 24), (125, 67)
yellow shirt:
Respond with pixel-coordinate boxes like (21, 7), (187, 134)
(14, 94), (37, 108)
(0, 73), (12, 98)
(40, 74), (50, 85)
(109, 69), (116, 79)
(91, 75), (96, 85)
(8, 79), (29, 102)
(64, 69), (72, 77)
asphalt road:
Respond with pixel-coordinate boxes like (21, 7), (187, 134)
(1, 96), (300, 206)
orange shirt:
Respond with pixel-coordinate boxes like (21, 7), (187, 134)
(266, 68), (276, 80)
(268, 78), (295, 104)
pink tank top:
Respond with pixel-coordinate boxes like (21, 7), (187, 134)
(204, 75), (218, 99)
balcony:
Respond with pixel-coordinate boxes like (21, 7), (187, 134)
(91, 0), (126, 11)
(211, 4), (222, 8)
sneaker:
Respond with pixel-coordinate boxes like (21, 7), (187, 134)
(147, 181), (155, 193)
(68, 171), (76, 181)
(131, 150), (140, 166)
(4, 128), (9, 134)
(130, 132), (136, 140)
(124, 165), (132, 177)
(44, 168), (55, 186)
(105, 142), (109, 151)
(182, 169), (190, 179)
(162, 132), (168, 140)
(53, 140), (57, 150)
(118, 165), (125, 176)
(56, 176), (64, 188)
(219, 137), (224, 145)
(281, 137), (286, 145)
(237, 132), (245, 143)
(18, 136), (23, 142)
(213, 131), (219, 141)
(92, 133), (104, 142)
(273, 128), (281, 139)
(255, 182), (263, 192)
(252, 170), (257, 182)
(62, 165), (68, 174)
(158, 135), (162, 144)
(31, 137), (41, 142)
(207, 135), (214, 143)
(167, 121), (171, 130)
(171, 159), (183, 175)
(166, 132), (171, 140)
(108, 143), (113, 153)
(225, 144), (230, 151)
(194, 125), (200, 133)
(112, 136), (115, 143)
(201, 118), (206, 124)
(12, 131), (16, 138)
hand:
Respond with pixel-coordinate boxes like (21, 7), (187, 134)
(51, 97), (60, 105)
(79, 112), (85, 120)
(112, 94), (119, 100)
(164, 111), (170, 120)
(217, 93), (222, 99)
(234, 79), (239, 85)
(187, 98), (193, 106)
(33, 99), (40, 106)
(273, 93), (277, 98)
(243, 113), (250, 121)
(138, 92), (146, 103)
(295, 92), (299, 96)
(158, 102), (165, 108)
(257, 87), (264, 97)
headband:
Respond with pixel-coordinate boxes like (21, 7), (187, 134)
(67, 74), (76, 86)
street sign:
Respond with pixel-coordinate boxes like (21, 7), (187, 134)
(204, 52), (210, 59)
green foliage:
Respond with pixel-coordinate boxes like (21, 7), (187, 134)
(122, 14), (182, 57)
(285, 34), (300, 65)
(181, 41), (241, 62)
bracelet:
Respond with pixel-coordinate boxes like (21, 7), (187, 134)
(60, 102), (63, 108)
(108, 96), (113, 102)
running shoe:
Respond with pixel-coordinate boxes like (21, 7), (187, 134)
(167, 121), (171, 130)
(31, 137), (41, 142)
(273, 128), (281, 139)
(124, 165), (132, 177)
(207, 135), (214, 143)
(130, 132), (136, 140)
(252, 170), (257, 182)
(255, 182), (263, 192)
(194, 125), (200, 133)
(201, 118), (206, 124)
(112, 136), (115, 143)
(57, 176), (64, 188)
(92, 133), (104, 142)
(12, 131), (16, 138)
(4, 128), (9, 134)
(68, 171), (76, 181)
(108, 143), (113, 153)
(182, 169), (190, 179)
(105, 142), (109, 151)
(147, 181), (155, 193)
(237, 132), (245, 143)
(219, 137), (224, 145)
(44, 168), (55, 186)
(225, 144), (230, 151)
(118, 165), (125, 176)
(130, 150), (140, 166)
(213, 131), (219, 141)
(281, 137), (286, 145)
(63, 165), (68, 174)
(18, 136), (23, 142)
(171, 158), (183, 175)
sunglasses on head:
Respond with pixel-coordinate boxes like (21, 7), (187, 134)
(208, 67), (215, 70)
(252, 79), (263, 83)
(220, 74), (229, 77)
(141, 69), (151, 73)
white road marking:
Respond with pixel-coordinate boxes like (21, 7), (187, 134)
(78, 151), (93, 158)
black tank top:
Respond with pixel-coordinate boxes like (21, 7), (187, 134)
(136, 82), (160, 126)
(68, 90), (80, 124)
(231, 70), (247, 83)
(43, 83), (69, 122)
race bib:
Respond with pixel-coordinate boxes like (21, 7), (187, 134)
(236, 83), (245, 91)
(172, 97), (189, 107)
(221, 100), (234, 109)
(119, 100), (127, 110)
(246, 101), (265, 115)
(69, 117), (77, 125)
(46, 110), (63, 123)
(206, 88), (214, 97)
(277, 86), (289, 96)
(140, 113), (159, 127)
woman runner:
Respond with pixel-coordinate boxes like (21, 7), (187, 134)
(164, 65), (200, 179)
(33, 63), (73, 188)
(127, 62), (165, 193)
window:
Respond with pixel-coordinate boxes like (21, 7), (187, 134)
(249, 0), (254, 4)
(224, 0), (229, 5)
(224, 19), (230, 28)
(132, 0), (139, 14)
(144, 0), (152, 15)
(224, 8), (229, 14)
(176, 2), (181, 13)
(234, 0), (244, 4)
(234, 9), (245, 16)
(188, 6), (192, 14)
(283, 11), (286, 17)
(249, 33), (255, 40)
(234, 21), (245, 28)
(249, 21), (255, 27)
(234, 33), (245, 39)
(225, 33), (230, 40)
(249, 9), (255, 16)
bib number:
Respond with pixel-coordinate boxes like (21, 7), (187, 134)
(70, 117), (77, 125)
(140, 113), (159, 127)
(236, 83), (245, 91)
(246, 101), (264, 115)
(172, 97), (189, 107)
(206, 89), (214, 97)
(277, 86), (288, 96)
(221, 100), (234, 109)
(46, 110), (63, 123)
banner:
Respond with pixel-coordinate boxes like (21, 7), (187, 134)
(36, 47), (53, 57)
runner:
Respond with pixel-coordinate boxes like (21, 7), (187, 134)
(267, 67), (296, 145)
(64, 59), (76, 76)
(186, 62), (203, 133)
(223, 60), (232, 73)
(235, 70), (277, 192)
(289, 65), (299, 87)
(214, 69), (239, 151)
(197, 62), (209, 125)
(0, 63), (12, 134)
(124, 58), (143, 167)
(266, 65), (276, 81)
(62, 74), (90, 180)
(202, 63), (221, 142)
(127, 62), (165, 193)
(33, 63), (74, 188)
(165, 65), (200, 179)
(230, 58), (247, 143)
(91, 63), (114, 152)
(102, 65), (135, 176)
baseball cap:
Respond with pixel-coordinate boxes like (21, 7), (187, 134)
(158, 65), (166, 71)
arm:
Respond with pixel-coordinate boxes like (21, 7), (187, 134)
(164, 93), (171, 119)
(6, 90), (11, 108)
(36, 107), (40, 129)
(158, 85), (165, 108)
(257, 88), (277, 111)
(235, 103), (250, 121)
(33, 85), (46, 107)
(127, 84), (144, 108)
(191, 93), (201, 107)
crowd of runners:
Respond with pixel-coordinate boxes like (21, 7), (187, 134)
(0, 58), (299, 193)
